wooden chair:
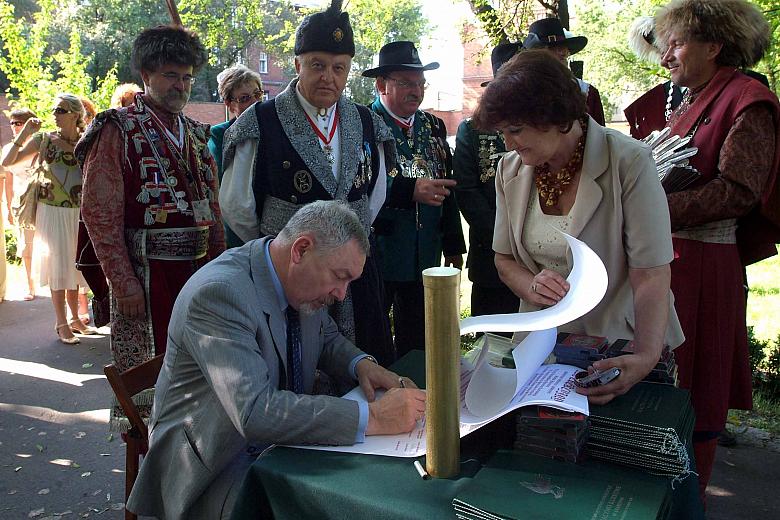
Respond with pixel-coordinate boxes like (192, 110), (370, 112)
(104, 355), (164, 520)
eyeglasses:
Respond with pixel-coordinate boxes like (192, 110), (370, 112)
(228, 90), (264, 104)
(9, 121), (25, 127)
(52, 107), (73, 115)
(160, 72), (197, 85)
(386, 77), (428, 90)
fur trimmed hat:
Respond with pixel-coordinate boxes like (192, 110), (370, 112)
(654, 0), (770, 68)
(294, 0), (355, 57)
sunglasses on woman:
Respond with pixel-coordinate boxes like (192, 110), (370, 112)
(228, 90), (264, 104)
(9, 121), (25, 127)
(52, 107), (73, 115)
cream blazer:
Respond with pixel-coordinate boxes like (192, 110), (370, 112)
(493, 117), (684, 348)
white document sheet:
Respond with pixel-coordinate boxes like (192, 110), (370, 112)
(291, 330), (588, 457)
(287, 232), (606, 457)
(459, 232), (608, 335)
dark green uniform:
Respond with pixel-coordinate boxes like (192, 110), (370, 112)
(371, 98), (465, 357)
(453, 118), (519, 317)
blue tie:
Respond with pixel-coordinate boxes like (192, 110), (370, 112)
(286, 306), (304, 394)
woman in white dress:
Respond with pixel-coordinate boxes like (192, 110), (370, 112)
(1, 94), (96, 343)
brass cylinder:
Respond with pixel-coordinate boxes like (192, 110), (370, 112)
(422, 266), (461, 478)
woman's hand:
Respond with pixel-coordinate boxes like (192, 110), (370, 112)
(526, 269), (569, 306)
(576, 350), (658, 405)
(18, 118), (42, 143)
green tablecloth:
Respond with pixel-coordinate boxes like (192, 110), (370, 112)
(230, 351), (703, 520)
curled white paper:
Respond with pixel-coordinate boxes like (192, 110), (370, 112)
(459, 232), (608, 335)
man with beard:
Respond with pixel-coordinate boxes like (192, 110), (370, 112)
(77, 25), (225, 430)
(363, 41), (465, 358)
(126, 200), (425, 520)
(221, 0), (395, 366)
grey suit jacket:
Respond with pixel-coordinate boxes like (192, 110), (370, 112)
(127, 237), (364, 520)
(493, 117), (684, 348)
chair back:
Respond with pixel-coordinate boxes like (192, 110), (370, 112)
(104, 355), (164, 441)
(104, 354), (164, 520)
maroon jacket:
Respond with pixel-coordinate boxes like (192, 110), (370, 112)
(668, 67), (780, 265)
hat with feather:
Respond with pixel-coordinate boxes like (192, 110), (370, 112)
(294, 0), (355, 57)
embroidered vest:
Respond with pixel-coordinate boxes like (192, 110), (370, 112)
(252, 100), (380, 235)
(81, 98), (216, 230)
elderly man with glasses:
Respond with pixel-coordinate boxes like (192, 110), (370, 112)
(363, 41), (465, 359)
(76, 25), (225, 429)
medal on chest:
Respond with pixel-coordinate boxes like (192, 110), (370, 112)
(305, 108), (339, 166)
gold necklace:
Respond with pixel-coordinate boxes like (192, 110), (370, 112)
(534, 119), (587, 207)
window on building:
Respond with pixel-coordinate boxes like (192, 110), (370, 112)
(258, 52), (268, 74)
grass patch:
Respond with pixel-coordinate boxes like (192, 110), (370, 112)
(746, 251), (780, 344)
(729, 391), (780, 436)
(743, 249), (780, 434)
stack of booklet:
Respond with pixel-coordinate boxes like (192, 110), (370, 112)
(453, 450), (673, 520)
(514, 406), (589, 463)
(552, 332), (609, 367)
(586, 382), (695, 481)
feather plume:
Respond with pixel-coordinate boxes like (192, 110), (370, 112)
(628, 16), (661, 64)
(326, 0), (342, 15)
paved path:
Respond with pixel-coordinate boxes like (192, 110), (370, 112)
(1, 264), (779, 519)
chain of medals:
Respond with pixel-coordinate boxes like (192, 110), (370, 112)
(138, 109), (209, 225)
(478, 132), (505, 183)
(304, 107), (339, 166)
(392, 115), (444, 180)
(388, 113), (449, 230)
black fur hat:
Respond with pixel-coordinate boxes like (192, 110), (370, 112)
(294, 0), (355, 57)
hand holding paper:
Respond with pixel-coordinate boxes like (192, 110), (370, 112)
(459, 232), (608, 335)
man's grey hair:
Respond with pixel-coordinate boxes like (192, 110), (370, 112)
(277, 201), (369, 256)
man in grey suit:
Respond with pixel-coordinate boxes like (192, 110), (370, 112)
(127, 201), (426, 520)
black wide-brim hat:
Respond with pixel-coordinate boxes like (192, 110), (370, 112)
(362, 41), (439, 78)
(480, 42), (522, 87)
(522, 17), (587, 56)
(295, 0), (355, 57)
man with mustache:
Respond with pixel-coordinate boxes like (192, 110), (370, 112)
(127, 200), (425, 520)
(363, 41), (465, 358)
(221, 0), (395, 367)
(77, 25), (225, 429)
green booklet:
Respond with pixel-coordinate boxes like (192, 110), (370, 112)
(453, 450), (671, 520)
(589, 382), (692, 435)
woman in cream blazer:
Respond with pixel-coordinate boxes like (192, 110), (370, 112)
(472, 50), (683, 405)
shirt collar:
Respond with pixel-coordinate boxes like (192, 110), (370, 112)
(264, 239), (288, 312)
(379, 99), (415, 127)
(295, 82), (337, 121)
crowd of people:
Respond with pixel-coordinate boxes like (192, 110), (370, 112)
(0, 0), (778, 518)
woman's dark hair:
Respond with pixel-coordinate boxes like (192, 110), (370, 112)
(131, 25), (208, 74)
(472, 49), (586, 131)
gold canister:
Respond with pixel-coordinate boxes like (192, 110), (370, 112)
(422, 266), (461, 478)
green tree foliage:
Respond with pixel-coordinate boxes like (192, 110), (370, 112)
(347, 0), (431, 104)
(0, 0), (118, 124)
(752, 0), (779, 92)
(572, 0), (667, 120)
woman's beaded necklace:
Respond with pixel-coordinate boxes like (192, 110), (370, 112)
(534, 118), (588, 207)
